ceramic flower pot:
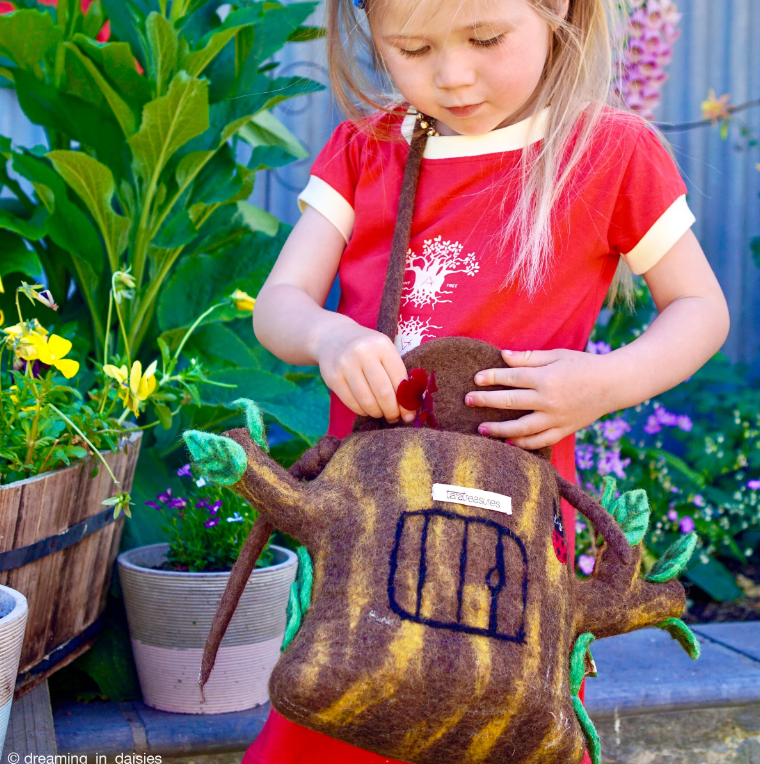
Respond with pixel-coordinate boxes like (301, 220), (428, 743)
(0, 585), (28, 751)
(118, 542), (297, 714)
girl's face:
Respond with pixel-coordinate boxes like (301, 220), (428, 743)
(374, 0), (558, 136)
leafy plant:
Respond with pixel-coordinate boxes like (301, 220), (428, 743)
(575, 281), (760, 602)
(145, 460), (272, 571)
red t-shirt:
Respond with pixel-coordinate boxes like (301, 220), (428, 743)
(244, 105), (693, 764)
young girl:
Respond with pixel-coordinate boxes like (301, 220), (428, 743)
(247, 0), (729, 761)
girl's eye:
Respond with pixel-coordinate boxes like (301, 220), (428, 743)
(471, 34), (504, 48)
(399, 46), (429, 58)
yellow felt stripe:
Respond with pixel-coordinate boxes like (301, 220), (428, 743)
(399, 438), (432, 511)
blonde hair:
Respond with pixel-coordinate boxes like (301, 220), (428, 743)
(327, 0), (637, 303)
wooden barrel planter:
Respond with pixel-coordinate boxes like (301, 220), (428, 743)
(0, 431), (142, 698)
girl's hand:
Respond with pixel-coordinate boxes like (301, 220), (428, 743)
(465, 349), (616, 450)
(315, 322), (415, 423)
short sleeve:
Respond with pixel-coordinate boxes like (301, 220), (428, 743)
(608, 126), (695, 275)
(297, 120), (364, 243)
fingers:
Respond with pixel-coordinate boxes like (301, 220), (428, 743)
(472, 365), (540, 390)
(478, 412), (549, 442)
(364, 358), (403, 422)
(329, 377), (370, 418)
(501, 349), (563, 368)
(466, 387), (541, 411)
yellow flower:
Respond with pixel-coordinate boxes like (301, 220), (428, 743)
(3, 319), (49, 361)
(8, 385), (36, 412)
(0, 308), (4, 326)
(27, 334), (80, 379)
(104, 359), (157, 416)
(701, 90), (731, 124)
(0, 273), (4, 293)
(231, 289), (256, 312)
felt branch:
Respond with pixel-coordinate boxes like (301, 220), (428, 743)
(198, 514), (274, 697)
(556, 476), (633, 565)
(573, 541), (685, 639)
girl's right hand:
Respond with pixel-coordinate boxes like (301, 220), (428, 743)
(314, 322), (415, 423)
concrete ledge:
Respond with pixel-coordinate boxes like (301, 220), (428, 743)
(54, 623), (760, 756)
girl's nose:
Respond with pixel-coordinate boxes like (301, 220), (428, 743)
(433, 48), (477, 91)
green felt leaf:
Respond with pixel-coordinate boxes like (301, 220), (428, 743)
(0, 9), (63, 78)
(146, 12), (178, 98)
(684, 557), (744, 603)
(47, 150), (130, 264)
(282, 580), (301, 652)
(296, 545), (313, 614)
(0, 233), (43, 279)
(0, 204), (48, 241)
(600, 476), (617, 511)
(183, 430), (247, 486)
(128, 71), (209, 184)
(612, 489), (650, 546)
(63, 41), (138, 137)
(572, 695), (601, 764)
(232, 398), (268, 452)
(646, 533), (698, 583)
(569, 632), (595, 696)
(654, 618), (701, 660)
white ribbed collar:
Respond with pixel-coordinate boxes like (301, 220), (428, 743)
(401, 107), (549, 159)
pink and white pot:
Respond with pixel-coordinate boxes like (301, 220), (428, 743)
(118, 543), (297, 714)
(0, 585), (28, 751)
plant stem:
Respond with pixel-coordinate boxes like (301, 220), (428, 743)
(169, 301), (226, 372)
(48, 403), (122, 489)
(112, 287), (132, 368)
(104, 291), (113, 370)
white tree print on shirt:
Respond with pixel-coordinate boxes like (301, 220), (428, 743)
(395, 316), (442, 354)
(402, 236), (480, 309)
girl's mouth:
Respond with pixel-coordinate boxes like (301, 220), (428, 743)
(444, 103), (484, 118)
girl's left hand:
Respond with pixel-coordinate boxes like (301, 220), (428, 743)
(465, 349), (617, 450)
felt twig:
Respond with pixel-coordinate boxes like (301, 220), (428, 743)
(556, 475), (633, 565)
(198, 514), (274, 697)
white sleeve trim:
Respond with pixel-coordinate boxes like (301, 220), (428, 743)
(622, 195), (696, 275)
(297, 175), (355, 244)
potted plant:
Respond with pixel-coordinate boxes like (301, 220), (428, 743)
(0, 584), (28, 751)
(118, 461), (297, 713)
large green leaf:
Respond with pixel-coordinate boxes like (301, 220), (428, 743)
(180, 26), (238, 77)
(47, 150), (130, 266)
(72, 35), (152, 107)
(10, 149), (104, 289)
(99, 0), (148, 70)
(157, 225), (284, 331)
(145, 12), (178, 97)
(13, 69), (127, 176)
(184, 322), (261, 368)
(684, 557), (744, 603)
(63, 42), (138, 137)
(0, 232), (43, 280)
(73, 625), (141, 701)
(0, 9), (63, 78)
(646, 532), (698, 583)
(239, 108), (307, 160)
(0, 204), (48, 241)
(128, 71), (209, 184)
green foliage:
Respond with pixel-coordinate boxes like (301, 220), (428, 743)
(146, 462), (273, 573)
(654, 618), (701, 660)
(576, 280), (760, 601)
(646, 532), (698, 583)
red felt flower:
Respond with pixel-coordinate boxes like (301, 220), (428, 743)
(396, 368), (439, 430)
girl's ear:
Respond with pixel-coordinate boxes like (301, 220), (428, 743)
(555, 0), (571, 21)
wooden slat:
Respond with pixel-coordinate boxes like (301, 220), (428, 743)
(1, 679), (56, 760)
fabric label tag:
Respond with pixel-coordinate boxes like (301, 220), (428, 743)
(431, 484), (512, 515)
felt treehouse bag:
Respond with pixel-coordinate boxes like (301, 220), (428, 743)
(184, 119), (700, 764)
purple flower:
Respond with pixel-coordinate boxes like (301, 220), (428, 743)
(676, 415), (693, 432)
(576, 444), (595, 471)
(644, 415), (662, 435)
(177, 464), (192, 477)
(204, 516), (219, 529)
(655, 406), (678, 427)
(667, 509), (679, 522)
(167, 497), (187, 510)
(576, 520), (587, 534)
(157, 488), (173, 504)
(586, 341), (612, 355)
(578, 555), (596, 575)
(693, 494), (705, 507)
(680, 516), (695, 534)
(597, 448), (631, 480)
(748, 480), (760, 491)
(601, 417), (631, 443)
(207, 500), (223, 515)
(145, 501), (162, 511)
